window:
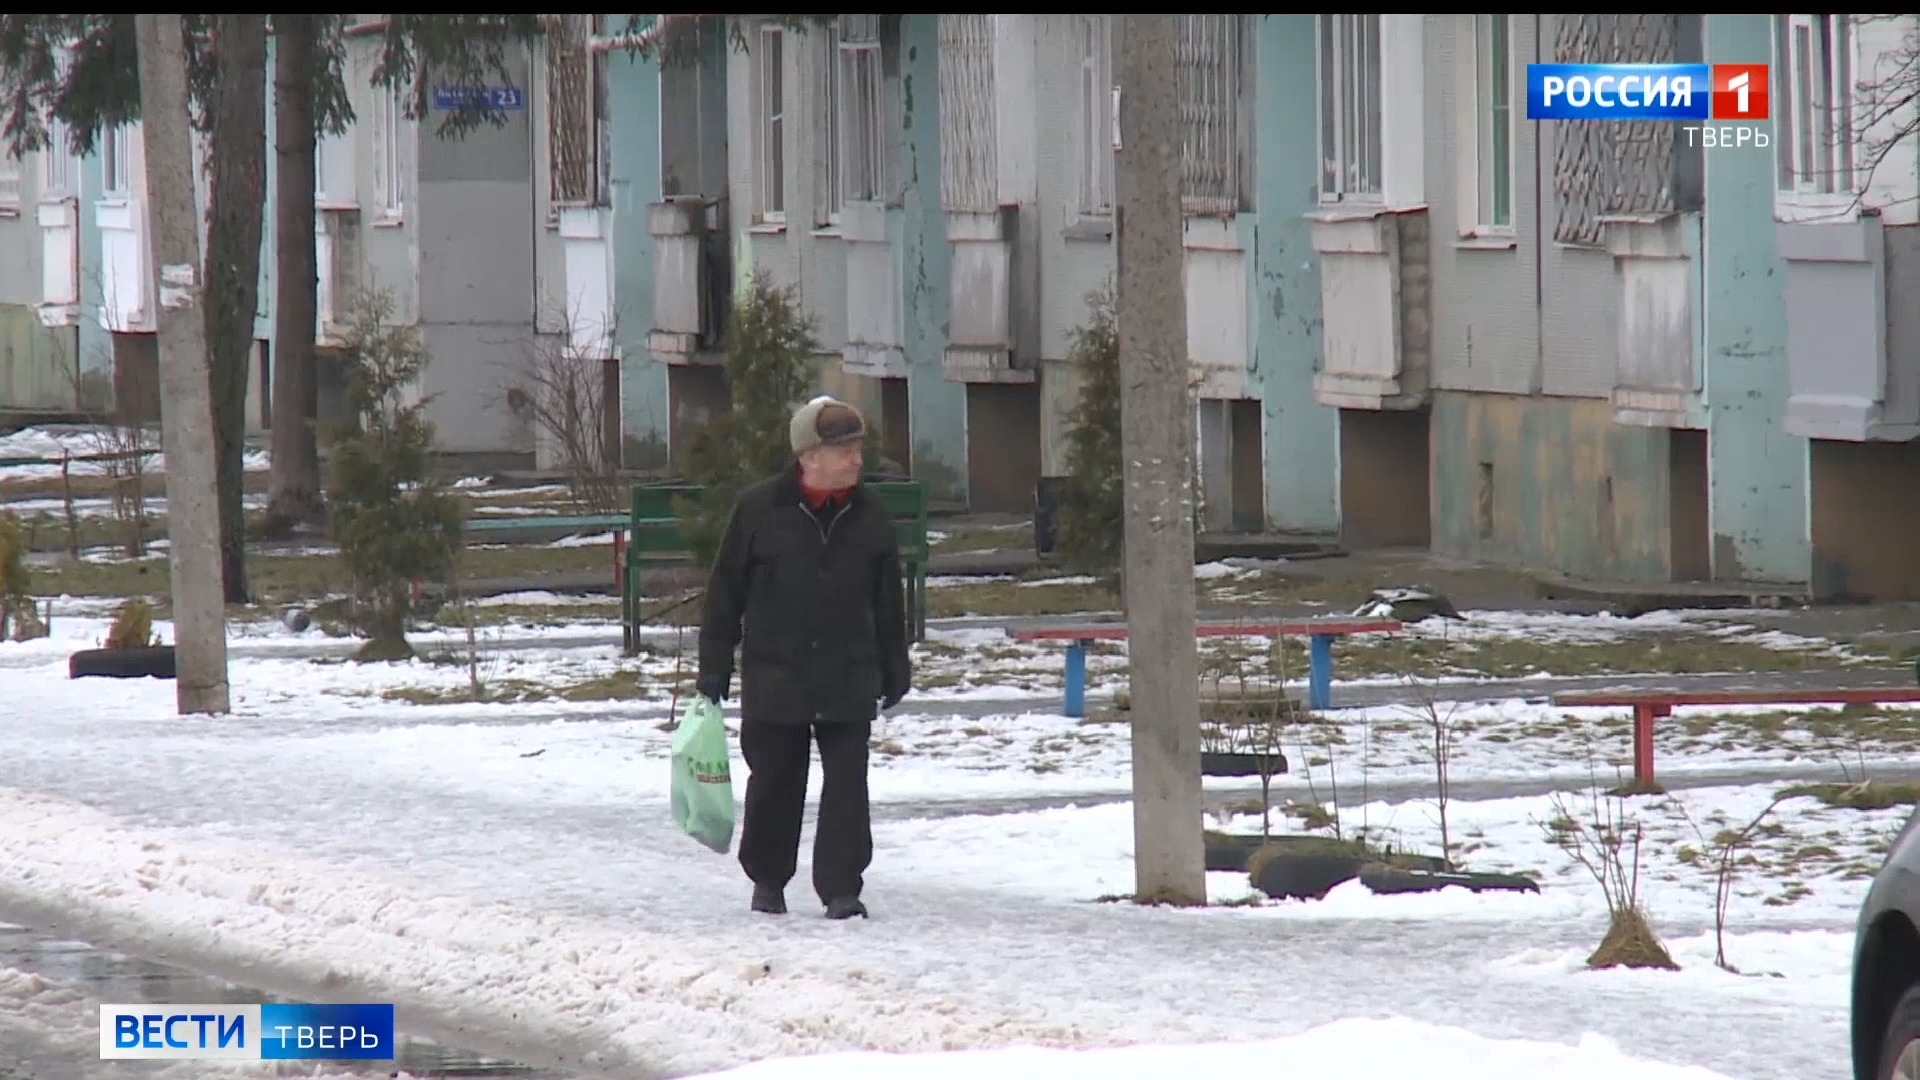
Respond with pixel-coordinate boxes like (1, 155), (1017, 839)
(755, 25), (785, 222)
(314, 128), (358, 208)
(939, 14), (998, 213)
(816, 25), (841, 225)
(1076, 16), (1114, 215)
(1178, 15), (1246, 214)
(40, 49), (74, 199)
(1776, 14), (1856, 197)
(375, 86), (405, 218)
(1318, 14), (1383, 202)
(0, 150), (19, 213)
(548, 13), (609, 207)
(42, 117), (74, 198)
(1471, 14), (1514, 230)
(837, 15), (888, 205)
(102, 125), (130, 196)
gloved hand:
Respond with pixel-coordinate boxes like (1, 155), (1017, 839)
(880, 685), (907, 711)
(695, 672), (730, 705)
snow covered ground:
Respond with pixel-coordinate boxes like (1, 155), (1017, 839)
(0, 602), (1899, 1079)
(683, 1017), (1745, 1079)
(0, 425), (270, 485)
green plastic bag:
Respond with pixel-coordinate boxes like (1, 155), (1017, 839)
(670, 694), (736, 853)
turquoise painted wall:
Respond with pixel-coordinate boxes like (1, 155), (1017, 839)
(896, 15), (967, 503)
(76, 134), (108, 405)
(1250, 15), (1339, 532)
(1703, 14), (1809, 583)
(608, 16), (669, 469)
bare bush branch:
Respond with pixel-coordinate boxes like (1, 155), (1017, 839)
(512, 297), (620, 514)
(1805, 15), (1920, 219)
(1393, 648), (1460, 870)
(1674, 793), (1789, 974)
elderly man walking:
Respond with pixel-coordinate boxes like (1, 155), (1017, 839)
(695, 397), (912, 919)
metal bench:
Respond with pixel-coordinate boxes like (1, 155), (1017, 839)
(619, 478), (931, 654)
(1549, 686), (1920, 791)
(1010, 616), (1403, 718)
(462, 513), (629, 540)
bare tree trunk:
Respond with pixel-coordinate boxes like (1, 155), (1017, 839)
(1116, 15), (1203, 906)
(137, 12), (232, 715)
(263, 13), (326, 537)
(204, 13), (269, 603)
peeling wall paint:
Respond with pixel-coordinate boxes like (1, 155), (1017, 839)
(898, 15), (969, 504)
(1431, 392), (1676, 580)
(1250, 15), (1339, 532)
(609, 27), (670, 470)
(1703, 14), (1809, 583)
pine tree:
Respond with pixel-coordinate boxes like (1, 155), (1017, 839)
(1, 13), (546, 551)
(678, 272), (821, 567)
(320, 290), (462, 661)
(0, 512), (30, 641)
(1055, 284), (1125, 574)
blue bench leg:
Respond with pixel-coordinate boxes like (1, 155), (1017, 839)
(1063, 640), (1089, 719)
(1308, 634), (1333, 711)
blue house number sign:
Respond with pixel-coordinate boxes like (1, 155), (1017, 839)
(432, 84), (527, 112)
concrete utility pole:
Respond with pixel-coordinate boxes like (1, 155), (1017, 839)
(1114, 15), (1204, 905)
(136, 13), (232, 715)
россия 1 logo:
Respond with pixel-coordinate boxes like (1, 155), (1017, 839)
(1526, 62), (1769, 122)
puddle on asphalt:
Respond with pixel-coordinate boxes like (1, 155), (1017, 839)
(0, 922), (572, 1078)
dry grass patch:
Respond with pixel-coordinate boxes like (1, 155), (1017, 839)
(929, 526), (1025, 556)
(1778, 779), (1920, 811)
(432, 600), (620, 630)
(926, 578), (1118, 618)
(30, 542), (618, 603)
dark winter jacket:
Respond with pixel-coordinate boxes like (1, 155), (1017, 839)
(697, 466), (912, 727)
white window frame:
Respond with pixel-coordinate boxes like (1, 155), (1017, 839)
(1774, 14), (1861, 221)
(315, 125), (358, 210)
(1318, 14), (1384, 205)
(754, 24), (786, 225)
(38, 48), (76, 202)
(816, 25), (842, 227)
(41, 121), (75, 200)
(373, 85), (406, 224)
(101, 125), (131, 199)
(1458, 14), (1516, 238)
(546, 13), (610, 212)
(1075, 15), (1114, 217)
(1176, 15), (1249, 216)
(836, 16), (888, 207)
(0, 149), (20, 215)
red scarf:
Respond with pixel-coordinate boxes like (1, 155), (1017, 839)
(800, 479), (851, 510)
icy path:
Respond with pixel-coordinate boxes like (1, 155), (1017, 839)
(0, 664), (1849, 1080)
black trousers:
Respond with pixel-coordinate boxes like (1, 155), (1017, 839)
(737, 718), (873, 904)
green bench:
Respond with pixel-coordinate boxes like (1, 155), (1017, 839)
(620, 478), (930, 654)
(462, 513), (630, 540)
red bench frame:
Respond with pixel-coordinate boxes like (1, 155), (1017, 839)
(1011, 617), (1401, 717)
(1549, 686), (1920, 790)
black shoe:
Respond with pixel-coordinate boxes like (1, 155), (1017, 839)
(824, 896), (868, 920)
(751, 884), (787, 915)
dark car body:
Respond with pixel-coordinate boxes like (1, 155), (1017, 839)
(1853, 807), (1920, 1080)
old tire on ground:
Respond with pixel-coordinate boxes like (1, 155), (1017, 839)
(1200, 751), (1288, 778)
(1356, 864), (1541, 896)
(1205, 833), (1268, 872)
(68, 646), (176, 680)
(1250, 852), (1367, 900)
